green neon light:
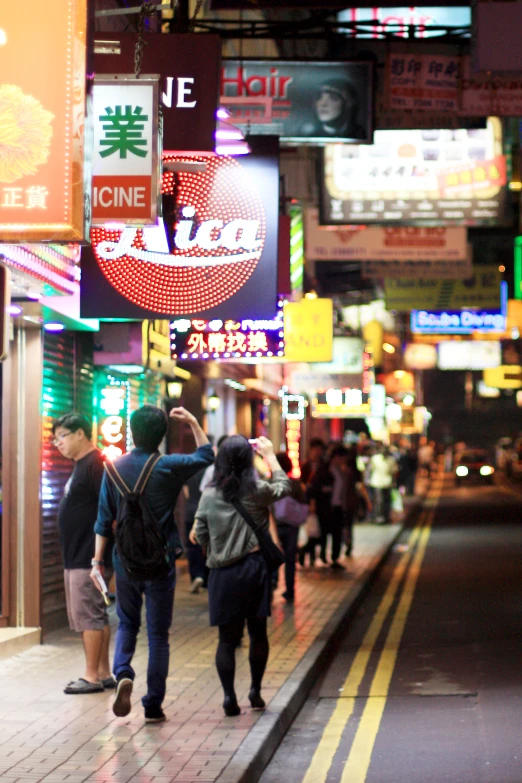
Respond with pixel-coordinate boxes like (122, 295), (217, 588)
(515, 237), (522, 300)
(289, 205), (304, 296)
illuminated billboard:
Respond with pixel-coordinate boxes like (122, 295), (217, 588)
(170, 312), (284, 360)
(437, 341), (501, 370)
(0, 0), (88, 241)
(411, 283), (507, 334)
(81, 137), (279, 319)
(320, 118), (507, 226)
(221, 61), (373, 144)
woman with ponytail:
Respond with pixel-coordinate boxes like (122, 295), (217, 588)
(190, 435), (290, 717)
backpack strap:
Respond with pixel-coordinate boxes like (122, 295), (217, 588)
(133, 453), (162, 495)
(104, 459), (131, 497)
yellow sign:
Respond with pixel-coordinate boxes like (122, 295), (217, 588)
(385, 266), (501, 311)
(283, 299), (333, 363)
(483, 365), (522, 389)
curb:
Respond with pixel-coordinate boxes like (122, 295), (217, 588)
(217, 496), (423, 783)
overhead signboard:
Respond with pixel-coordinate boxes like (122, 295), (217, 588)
(386, 52), (461, 113)
(314, 336), (364, 373)
(404, 343), (437, 370)
(82, 137), (279, 319)
(0, 0), (88, 241)
(312, 387), (371, 418)
(385, 265), (501, 311)
(94, 34), (221, 152)
(483, 365), (522, 390)
(338, 7), (471, 37)
(221, 60), (373, 144)
(91, 77), (160, 226)
(362, 256), (473, 280)
(283, 298), (333, 362)
(306, 209), (468, 262)
(170, 314), (284, 360)
(320, 118), (507, 227)
(437, 340), (501, 370)
(411, 283), (508, 334)
(290, 371), (364, 395)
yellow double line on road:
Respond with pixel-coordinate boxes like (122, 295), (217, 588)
(302, 480), (443, 783)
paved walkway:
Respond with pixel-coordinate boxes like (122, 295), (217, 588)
(0, 522), (411, 783)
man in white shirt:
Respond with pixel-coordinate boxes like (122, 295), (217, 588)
(369, 445), (397, 524)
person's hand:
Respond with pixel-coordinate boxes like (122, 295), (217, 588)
(170, 406), (196, 425)
(255, 436), (275, 459)
(189, 527), (198, 545)
(90, 565), (104, 592)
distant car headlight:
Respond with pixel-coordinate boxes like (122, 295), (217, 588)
(480, 465), (494, 476)
(456, 466), (469, 477)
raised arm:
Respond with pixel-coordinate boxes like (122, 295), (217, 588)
(169, 406), (209, 448)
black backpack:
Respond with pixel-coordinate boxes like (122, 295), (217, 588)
(104, 453), (170, 581)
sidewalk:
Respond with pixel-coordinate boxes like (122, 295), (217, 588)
(0, 509), (420, 783)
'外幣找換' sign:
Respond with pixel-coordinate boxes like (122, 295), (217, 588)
(91, 77), (160, 225)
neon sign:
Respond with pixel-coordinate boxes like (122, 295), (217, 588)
(285, 420), (302, 479)
(282, 393), (305, 421)
(411, 281), (508, 334)
(96, 380), (130, 460)
(170, 309), (284, 360)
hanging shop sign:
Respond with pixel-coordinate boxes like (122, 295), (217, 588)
(82, 137), (279, 319)
(411, 283), (507, 334)
(283, 298), (333, 363)
(95, 379), (130, 460)
(385, 265), (502, 312)
(362, 257), (473, 280)
(0, 244), (80, 296)
(94, 34), (221, 152)
(386, 52), (461, 113)
(338, 7), (471, 39)
(483, 366), (522, 390)
(0, 0), (88, 241)
(313, 336), (364, 374)
(170, 311), (284, 361)
(91, 77), (160, 225)
(285, 417), (302, 479)
(320, 118), (507, 227)
(310, 351), (373, 418)
(404, 343), (437, 370)
(437, 341), (501, 370)
(306, 209), (468, 262)
(220, 60), (373, 144)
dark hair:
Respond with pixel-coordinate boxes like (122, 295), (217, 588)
(310, 438), (326, 451)
(213, 434), (257, 502)
(276, 451), (292, 475)
(330, 446), (348, 461)
(52, 413), (92, 440)
(217, 434), (229, 449)
(130, 404), (168, 452)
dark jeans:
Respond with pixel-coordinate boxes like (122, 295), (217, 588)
(371, 488), (392, 524)
(187, 538), (208, 585)
(113, 567), (176, 709)
(321, 506), (344, 563)
(276, 523), (299, 597)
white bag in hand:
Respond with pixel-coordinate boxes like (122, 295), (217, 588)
(305, 512), (321, 539)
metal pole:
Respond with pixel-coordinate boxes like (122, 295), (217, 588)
(172, 0), (190, 33)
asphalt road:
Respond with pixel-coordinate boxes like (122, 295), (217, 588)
(260, 474), (522, 783)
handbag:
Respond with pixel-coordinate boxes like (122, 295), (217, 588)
(305, 512), (321, 539)
(231, 499), (285, 572)
(273, 495), (309, 527)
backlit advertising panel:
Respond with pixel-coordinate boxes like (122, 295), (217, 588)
(437, 341), (501, 370)
(320, 118), (507, 226)
(411, 283), (507, 334)
(0, 0), (88, 241)
(81, 137), (279, 319)
(221, 61), (373, 144)
(170, 313), (284, 360)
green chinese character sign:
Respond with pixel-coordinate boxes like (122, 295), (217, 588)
(99, 105), (149, 159)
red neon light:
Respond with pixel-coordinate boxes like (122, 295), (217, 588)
(90, 154), (266, 314)
(286, 419), (301, 479)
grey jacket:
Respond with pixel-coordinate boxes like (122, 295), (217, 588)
(194, 469), (291, 568)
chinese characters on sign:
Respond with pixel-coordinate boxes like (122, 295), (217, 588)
(387, 54), (460, 112)
(96, 382), (129, 460)
(170, 315), (284, 360)
(92, 78), (160, 225)
(311, 351), (374, 418)
(0, 0), (88, 241)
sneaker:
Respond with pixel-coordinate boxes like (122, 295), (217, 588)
(144, 706), (167, 723)
(112, 677), (133, 717)
(190, 576), (204, 594)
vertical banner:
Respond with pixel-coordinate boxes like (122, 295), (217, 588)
(92, 77), (160, 225)
(0, 0), (88, 241)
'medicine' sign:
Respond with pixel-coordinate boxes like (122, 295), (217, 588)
(92, 77), (160, 225)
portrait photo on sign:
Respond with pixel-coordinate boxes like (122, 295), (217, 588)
(220, 60), (373, 144)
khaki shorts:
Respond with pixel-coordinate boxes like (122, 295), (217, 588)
(64, 568), (112, 633)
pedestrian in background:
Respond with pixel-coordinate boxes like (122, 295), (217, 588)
(53, 413), (115, 695)
(272, 452), (308, 601)
(343, 449), (372, 556)
(369, 444), (397, 524)
(326, 446), (349, 570)
(299, 439), (328, 567)
(398, 441), (418, 496)
(192, 435), (290, 717)
(182, 444), (212, 594)
(91, 405), (213, 724)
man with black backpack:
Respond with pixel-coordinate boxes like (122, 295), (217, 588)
(91, 404), (213, 723)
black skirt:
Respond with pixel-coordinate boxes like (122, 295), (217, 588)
(208, 551), (271, 627)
